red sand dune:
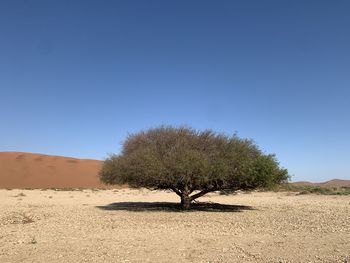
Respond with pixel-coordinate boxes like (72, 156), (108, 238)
(0, 152), (106, 189)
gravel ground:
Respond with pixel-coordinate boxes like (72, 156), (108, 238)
(0, 189), (349, 263)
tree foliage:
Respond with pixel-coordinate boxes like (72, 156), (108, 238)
(100, 126), (289, 209)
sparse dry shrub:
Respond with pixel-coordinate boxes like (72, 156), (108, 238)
(0, 212), (35, 225)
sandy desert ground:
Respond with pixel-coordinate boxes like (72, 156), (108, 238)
(0, 189), (349, 263)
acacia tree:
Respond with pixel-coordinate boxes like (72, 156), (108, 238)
(100, 126), (288, 209)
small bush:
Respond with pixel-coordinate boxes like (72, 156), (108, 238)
(30, 237), (37, 244)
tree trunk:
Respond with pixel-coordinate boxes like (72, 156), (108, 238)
(180, 195), (191, 210)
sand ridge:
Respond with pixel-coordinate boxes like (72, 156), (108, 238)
(0, 152), (104, 188)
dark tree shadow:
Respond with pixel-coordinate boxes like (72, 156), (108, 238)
(96, 202), (255, 212)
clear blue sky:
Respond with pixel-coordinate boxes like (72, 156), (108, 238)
(1, 1), (349, 182)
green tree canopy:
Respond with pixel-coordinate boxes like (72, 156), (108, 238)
(100, 126), (289, 209)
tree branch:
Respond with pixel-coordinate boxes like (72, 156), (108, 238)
(170, 187), (182, 197)
(190, 187), (217, 201)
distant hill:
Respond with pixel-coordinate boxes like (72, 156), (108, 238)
(292, 179), (350, 188)
(0, 152), (106, 189)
